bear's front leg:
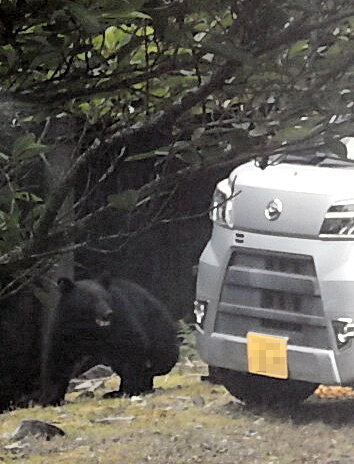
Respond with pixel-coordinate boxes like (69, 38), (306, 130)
(39, 353), (75, 406)
(102, 362), (133, 398)
(39, 381), (68, 406)
(105, 363), (154, 398)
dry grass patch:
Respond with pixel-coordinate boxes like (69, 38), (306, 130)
(3, 362), (354, 463)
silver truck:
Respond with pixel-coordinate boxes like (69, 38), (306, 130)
(194, 150), (354, 405)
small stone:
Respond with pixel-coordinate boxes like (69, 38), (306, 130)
(201, 442), (212, 451)
(90, 416), (135, 424)
(253, 417), (265, 425)
(130, 396), (144, 403)
(192, 395), (205, 407)
(170, 404), (189, 411)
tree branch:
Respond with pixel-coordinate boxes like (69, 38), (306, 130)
(2, 4), (354, 270)
(29, 138), (101, 247)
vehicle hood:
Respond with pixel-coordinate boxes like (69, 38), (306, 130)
(228, 161), (354, 237)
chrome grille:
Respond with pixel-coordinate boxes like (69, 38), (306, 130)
(214, 248), (330, 349)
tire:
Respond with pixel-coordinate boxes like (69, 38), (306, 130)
(210, 367), (318, 407)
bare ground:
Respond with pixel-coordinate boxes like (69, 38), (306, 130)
(1, 360), (354, 464)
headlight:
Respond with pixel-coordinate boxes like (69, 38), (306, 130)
(332, 318), (354, 349)
(194, 300), (208, 328)
(209, 179), (234, 228)
(320, 200), (354, 238)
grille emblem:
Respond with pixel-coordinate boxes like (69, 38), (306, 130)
(265, 199), (282, 221)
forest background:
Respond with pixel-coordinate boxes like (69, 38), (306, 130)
(1, 0), (354, 318)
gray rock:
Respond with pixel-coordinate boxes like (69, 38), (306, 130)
(11, 419), (65, 441)
(67, 364), (114, 393)
(78, 365), (114, 380)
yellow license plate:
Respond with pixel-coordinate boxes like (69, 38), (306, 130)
(247, 332), (288, 379)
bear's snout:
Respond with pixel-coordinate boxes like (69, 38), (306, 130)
(95, 308), (113, 327)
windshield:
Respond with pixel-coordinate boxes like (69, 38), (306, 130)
(270, 149), (354, 168)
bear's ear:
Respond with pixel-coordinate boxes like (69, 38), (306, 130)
(57, 277), (75, 293)
(98, 271), (112, 289)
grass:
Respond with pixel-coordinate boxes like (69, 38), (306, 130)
(2, 359), (354, 463)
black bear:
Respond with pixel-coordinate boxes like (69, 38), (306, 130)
(39, 275), (179, 406)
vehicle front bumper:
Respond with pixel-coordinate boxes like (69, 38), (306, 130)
(196, 227), (354, 386)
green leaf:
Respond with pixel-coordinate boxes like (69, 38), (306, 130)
(108, 189), (139, 211)
(272, 126), (312, 144)
(288, 40), (308, 59)
(92, 34), (104, 50)
(127, 11), (152, 19)
(0, 44), (17, 67)
(178, 149), (201, 164)
(125, 152), (159, 162)
(105, 26), (120, 50)
(19, 143), (50, 160)
(12, 133), (50, 160)
(136, 26), (154, 37)
(79, 102), (91, 114)
(0, 152), (9, 162)
(65, 1), (101, 34)
(151, 85), (169, 98)
(12, 133), (36, 158)
(15, 191), (43, 203)
(104, 26), (132, 53)
(147, 43), (158, 54)
(103, 10), (151, 20)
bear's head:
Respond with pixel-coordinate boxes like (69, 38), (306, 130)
(57, 278), (113, 328)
